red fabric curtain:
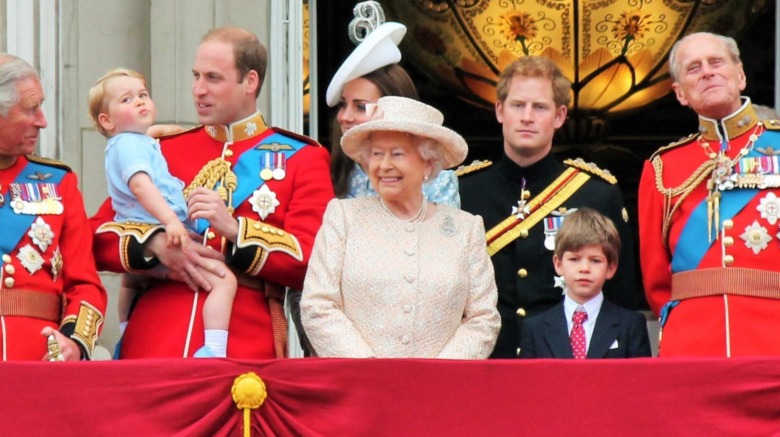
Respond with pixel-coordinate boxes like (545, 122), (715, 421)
(2, 358), (779, 436)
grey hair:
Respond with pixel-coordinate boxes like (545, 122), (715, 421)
(0, 54), (39, 118)
(668, 32), (741, 82)
(359, 132), (444, 177)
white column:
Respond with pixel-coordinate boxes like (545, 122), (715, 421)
(776, 0), (780, 112)
(39, 1), (59, 159)
(270, 0), (305, 134)
(5, 0), (59, 159)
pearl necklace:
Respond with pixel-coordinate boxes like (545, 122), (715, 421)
(380, 197), (427, 223)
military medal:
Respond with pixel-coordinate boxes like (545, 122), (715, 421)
(17, 244), (44, 274)
(260, 152), (274, 181)
(740, 220), (771, 255)
(543, 215), (565, 251)
(249, 184), (280, 220)
(512, 200), (530, 220)
(511, 179), (530, 220)
(10, 182), (64, 215)
(272, 153), (286, 180)
(28, 217), (55, 252)
(51, 247), (63, 282)
(758, 192), (780, 225)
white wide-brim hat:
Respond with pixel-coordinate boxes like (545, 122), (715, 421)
(341, 96), (468, 170)
(325, 22), (407, 107)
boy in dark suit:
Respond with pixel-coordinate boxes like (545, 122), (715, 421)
(519, 208), (651, 359)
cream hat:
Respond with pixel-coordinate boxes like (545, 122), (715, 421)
(341, 96), (468, 170)
(325, 22), (407, 107)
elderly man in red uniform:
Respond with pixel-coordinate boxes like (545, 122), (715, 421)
(639, 32), (780, 356)
(0, 54), (106, 361)
(91, 27), (333, 359)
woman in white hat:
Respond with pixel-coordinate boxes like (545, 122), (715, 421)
(301, 96), (500, 358)
(327, 21), (460, 206)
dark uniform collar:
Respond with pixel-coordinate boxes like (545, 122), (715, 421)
(205, 110), (268, 143)
(496, 152), (560, 184)
(697, 97), (758, 142)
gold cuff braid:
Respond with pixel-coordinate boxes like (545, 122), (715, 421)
(236, 218), (303, 261)
(66, 302), (104, 359)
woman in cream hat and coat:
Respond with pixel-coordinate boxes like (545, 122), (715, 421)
(301, 96), (500, 359)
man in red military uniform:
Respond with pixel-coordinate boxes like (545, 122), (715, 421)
(90, 27), (333, 359)
(639, 32), (780, 356)
(0, 54), (106, 361)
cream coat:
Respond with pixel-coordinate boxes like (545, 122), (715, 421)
(301, 197), (500, 358)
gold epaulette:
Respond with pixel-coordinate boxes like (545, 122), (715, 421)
(272, 126), (323, 148)
(763, 119), (780, 130)
(649, 133), (698, 160)
(454, 159), (492, 177)
(152, 124), (199, 139)
(25, 154), (72, 172)
(563, 158), (617, 185)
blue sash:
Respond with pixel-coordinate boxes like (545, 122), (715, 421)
(0, 160), (66, 256)
(231, 132), (307, 207)
(671, 132), (780, 272)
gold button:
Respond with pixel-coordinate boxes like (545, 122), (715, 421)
(277, 230), (285, 236)
(516, 308), (526, 317)
(224, 149), (234, 157)
(4, 277), (14, 288)
(4, 265), (14, 274)
(1, 255), (10, 263)
(517, 268), (528, 278)
(519, 229), (529, 238)
(722, 219), (734, 230)
(723, 236), (734, 247)
(724, 254), (734, 266)
(261, 226), (270, 233)
(207, 231), (216, 240)
(253, 223), (261, 230)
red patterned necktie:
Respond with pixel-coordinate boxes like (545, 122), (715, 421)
(570, 309), (588, 359)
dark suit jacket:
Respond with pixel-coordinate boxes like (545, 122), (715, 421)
(519, 300), (652, 359)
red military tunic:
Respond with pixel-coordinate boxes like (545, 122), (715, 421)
(91, 112), (333, 359)
(0, 155), (106, 360)
(639, 100), (780, 357)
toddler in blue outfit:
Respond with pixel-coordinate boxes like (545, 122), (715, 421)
(89, 69), (236, 358)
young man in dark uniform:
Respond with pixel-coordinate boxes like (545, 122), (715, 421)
(460, 56), (636, 358)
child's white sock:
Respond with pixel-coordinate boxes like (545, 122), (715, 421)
(204, 329), (228, 358)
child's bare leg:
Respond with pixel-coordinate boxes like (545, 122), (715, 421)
(118, 274), (142, 334)
(202, 266), (237, 330)
(197, 264), (236, 358)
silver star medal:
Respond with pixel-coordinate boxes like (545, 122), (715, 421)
(758, 192), (780, 225)
(741, 220), (772, 255)
(250, 184), (280, 220)
(512, 200), (530, 220)
(554, 276), (566, 294)
(17, 244), (44, 274)
(28, 217), (55, 252)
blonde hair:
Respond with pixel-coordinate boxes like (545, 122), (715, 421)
(554, 208), (621, 265)
(88, 68), (147, 137)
